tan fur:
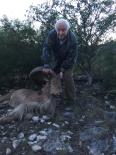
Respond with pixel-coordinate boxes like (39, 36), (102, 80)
(0, 74), (62, 124)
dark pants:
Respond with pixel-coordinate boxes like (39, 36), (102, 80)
(63, 68), (76, 103)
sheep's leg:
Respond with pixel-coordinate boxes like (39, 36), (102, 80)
(0, 103), (26, 124)
(0, 115), (15, 124)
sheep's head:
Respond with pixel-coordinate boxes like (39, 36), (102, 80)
(29, 66), (62, 96)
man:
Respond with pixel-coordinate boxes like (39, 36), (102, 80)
(42, 19), (78, 104)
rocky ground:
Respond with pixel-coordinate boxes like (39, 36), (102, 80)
(0, 81), (116, 155)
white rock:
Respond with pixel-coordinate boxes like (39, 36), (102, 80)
(82, 115), (85, 119)
(6, 148), (12, 155)
(61, 135), (71, 141)
(40, 119), (45, 123)
(32, 116), (39, 122)
(104, 96), (108, 99)
(1, 137), (7, 143)
(28, 134), (37, 141)
(110, 105), (115, 109)
(2, 100), (9, 104)
(31, 145), (42, 152)
(52, 123), (60, 128)
(18, 132), (24, 139)
(0, 125), (4, 129)
(67, 131), (73, 135)
(64, 121), (69, 125)
(47, 122), (52, 125)
(7, 109), (12, 113)
(37, 135), (47, 141)
(68, 145), (73, 153)
(12, 140), (21, 149)
(39, 130), (48, 136)
(56, 146), (62, 151)
(42, 115), (50, 120)
(105, 100), (110, 105)
(28, 141), (38, 146)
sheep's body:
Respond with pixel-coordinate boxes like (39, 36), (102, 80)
(8, 88), (56, 119)
(0, 73), (62, 124)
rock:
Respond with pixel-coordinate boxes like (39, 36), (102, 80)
(61, 135), (71, 141)
(12, 139), (21, 149)
(28, 134), (37, 141)
(47, 122), (52, 125)
(18, 132), (24, 139)
(68, 145), (73, 153)
(40, 118), (45, 123)
(65, 107), (73, 111)
(88, 139), (109, 155)
(1, 137), (8, 143)
(39, 130), (48, 136)
(37, 135), (47, 141)
(80, 127), (108, 141)
(6, 148), (12, 155)
(67, 131), (73, 135)
(105, 100), (110, 105)
(2, 100), (9, 104)
(52, 123), (60, 128)
(110, 105), (115, 110)
(104, 96), (108, 100)
(63, 112), (75, 120)
(43, 130), (73, 154)
(64, 121), (69, 125)
(111, 135), (116, 153)
(28, 141), (38, 146)
(31, 145), (42, 152)
(42, 115), (50, 120)
(32, 116), (39, 122)
(104, 111), (116, 124)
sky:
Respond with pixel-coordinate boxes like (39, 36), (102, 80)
(0, 0), (115, 40)
(0, 0), (46, 20)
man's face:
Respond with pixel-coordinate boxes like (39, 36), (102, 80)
(56, 23), (68, 40)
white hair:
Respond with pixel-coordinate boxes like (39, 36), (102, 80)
(55, 19), (70, 31)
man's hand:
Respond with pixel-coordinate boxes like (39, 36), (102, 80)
(42, 68), (55, 75)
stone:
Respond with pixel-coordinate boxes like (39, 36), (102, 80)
(6, 148), (12, 155)
(32, 116), (39, 122)
(104, 111), (116, 124)
(31, 145), (42, 152)
(42, 115), (50, 120)
(18, 132), (24, 139)
(37, 135), (47, 141)
(47, 122), (52, 125)
(52, 123), (60, 128)
(28, 141), (38, 146)
(39, 130), (48, 136)
(40, 118), (45, 123)
(61, 135), (71, 141)
(80, 127), (108, 141)
(28, 134), (37, 141)
(12, 139), (21, 149)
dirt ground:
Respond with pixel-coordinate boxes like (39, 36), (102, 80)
(0, 81), (116, 155)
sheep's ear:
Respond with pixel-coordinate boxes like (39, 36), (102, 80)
(29, 66), (52, 88)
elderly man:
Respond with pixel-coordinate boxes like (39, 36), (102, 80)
(42, 19), (78, 104)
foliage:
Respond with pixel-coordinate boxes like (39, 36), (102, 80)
(93, 40), (116, 89)
(0, 16), (41, 88)
(27, 0), (116, 84)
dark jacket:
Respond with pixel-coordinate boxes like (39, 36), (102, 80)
(42, 29), (78, 73)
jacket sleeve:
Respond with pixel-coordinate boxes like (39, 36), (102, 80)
(42, 31), (54, 68)
(61, 41), (78, 70)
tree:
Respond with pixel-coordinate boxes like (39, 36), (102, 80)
(0, 16), (41, 88)
(27, 0), (116, 85)
(93, 40), (116, 89)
